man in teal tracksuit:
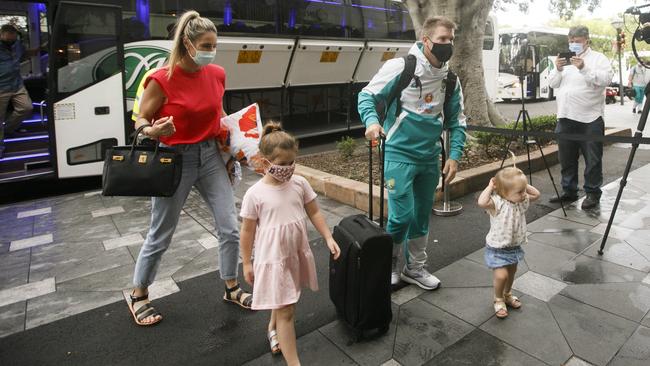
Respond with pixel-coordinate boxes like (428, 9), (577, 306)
(358, 16), (466, 290)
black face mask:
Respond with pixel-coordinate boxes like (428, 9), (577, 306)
(428, 42), (453, 63)
(1, 40), (15, 48)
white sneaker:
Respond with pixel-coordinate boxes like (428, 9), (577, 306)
(400, 266), (440, 290)
(391, 256), (400, 285)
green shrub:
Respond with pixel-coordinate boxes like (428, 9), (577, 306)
(336, 136), (357, 159)
(472, 114), (557, 156)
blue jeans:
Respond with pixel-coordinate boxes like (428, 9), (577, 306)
(555, 117), (604, 195)
(133, 139), (240, 288)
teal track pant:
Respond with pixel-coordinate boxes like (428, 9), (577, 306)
(384, 160), (439, 267)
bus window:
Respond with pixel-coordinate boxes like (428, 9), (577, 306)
(279, 0), (347, 37)
(483, 19), (494, 50)
(52, 6), (120, 94)
(350, 0), (413, 40)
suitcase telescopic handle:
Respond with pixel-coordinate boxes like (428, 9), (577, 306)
(368, 133), (386, 228)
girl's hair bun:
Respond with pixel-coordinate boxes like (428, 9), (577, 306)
(262, 121), (283, 137)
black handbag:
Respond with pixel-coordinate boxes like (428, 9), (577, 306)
(102, 125), (183, 197)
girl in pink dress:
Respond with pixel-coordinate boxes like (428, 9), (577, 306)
(240, 122), (340, 365)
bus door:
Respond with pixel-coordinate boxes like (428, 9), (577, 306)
(49, 1), (125, 178)
(539, 56), (554, 99)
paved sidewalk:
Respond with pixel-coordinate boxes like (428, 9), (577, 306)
(0, 145), (649, 365)
(245, 163), (650, 366)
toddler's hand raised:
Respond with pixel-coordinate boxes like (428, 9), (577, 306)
(326, 238), (341, 260)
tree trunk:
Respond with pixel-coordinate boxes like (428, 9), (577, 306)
(404, 0), (506, 127)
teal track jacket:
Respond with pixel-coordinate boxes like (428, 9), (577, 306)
(358, 42), (467, 164)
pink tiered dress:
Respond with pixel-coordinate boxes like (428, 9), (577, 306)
(240, 175), (319, 310)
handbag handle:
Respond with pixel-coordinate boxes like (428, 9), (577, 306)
(130, 124), (160, 156)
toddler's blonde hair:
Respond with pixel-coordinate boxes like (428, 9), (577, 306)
(494, 167), (527, 198)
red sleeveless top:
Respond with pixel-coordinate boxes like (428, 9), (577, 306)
(145, 64), (225, 145)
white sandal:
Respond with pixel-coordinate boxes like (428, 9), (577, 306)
(494, 298), (508, 319)
(504, 293), (522, 309)
(268, 329), (281, 355)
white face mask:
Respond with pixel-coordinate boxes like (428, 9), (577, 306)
(569, 42), (584, 55)
(188, 41), (215, 66)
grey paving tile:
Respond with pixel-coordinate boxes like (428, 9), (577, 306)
(549, 294), (638, 366)
(512, 271), (567, 302)
(242, 329), (356, 366)
(393, 298), (474, 366)
(172, 247), (220, 283)
(590, 223), (634, 241)
(419, 287), (499, 327)
(25, 290), (123, 330)
(528, 229), (601, 254)
(582, 239), (650, 272)
(110, 205), (152, 235)
(528, 215), (598, 232)
(197, 234), (219, 249)
(521, 240), (577, 281)
(16, 207), (51, 219)
(83, 190), (102, 197)
(626, 230), (650, 261)
(0, 220), (33, 245)
(391, 285), (425, 306)
(57, 263), (136, 292)
(559, 255), (648, 284)
(319, 303), (398, 366)
(609, 325), (650, 366)
(433, 259), (493, 288)
(91, 206), (125, 218)
(0, 249), (31, 291)
(564, 356), (595, 366)
(30, 243), (133, 284)
(44, 195), (106, 220)
(10, 233), (53, 251)
(480, 295), (572, 365)
(561, 283), (650, 322)
(548, 205), (605, 226)
(0, 278), (55, 307)
(0, 301), (25, 338)
(424, 329), (546, 366)
(380, 359), (401, 366)
(127, 239), (205, 280)
(33, 214), (120, 244)
(102, 233), (144, 251)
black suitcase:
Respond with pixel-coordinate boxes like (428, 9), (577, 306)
(329, 137), (393, 340)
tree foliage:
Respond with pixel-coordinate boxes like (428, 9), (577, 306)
(494, 0), (602, 19)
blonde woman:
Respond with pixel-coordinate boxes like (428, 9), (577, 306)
(128, 10), (252, 326)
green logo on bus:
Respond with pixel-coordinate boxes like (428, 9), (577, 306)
(94, 46), (169, 99)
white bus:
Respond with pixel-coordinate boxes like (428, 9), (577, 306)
(0, 0), (497, 183)
(497, 26), (569, 101)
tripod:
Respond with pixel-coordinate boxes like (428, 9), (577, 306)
(598, 79), (650, 254)
(499, 69), (567, 217)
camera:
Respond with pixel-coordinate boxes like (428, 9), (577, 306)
(625, 3), (650, 67)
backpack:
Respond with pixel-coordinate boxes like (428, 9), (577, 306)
(375, 54), (458, 125)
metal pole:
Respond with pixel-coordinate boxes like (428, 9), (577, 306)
(618, 30), (625, 106)
(433, 130), (462, 216)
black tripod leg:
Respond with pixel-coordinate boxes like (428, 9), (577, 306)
(500, 111), (522, 168)
(534, 139), (567, 216)
(523, 110), (533, 184)
(599, 81), (650, 255)
(598, 134), (641, 255)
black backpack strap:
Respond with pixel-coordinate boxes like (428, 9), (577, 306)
(443, 70), (457, 126)
(376, 54), (418, 124)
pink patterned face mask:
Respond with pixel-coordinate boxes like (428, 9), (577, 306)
(265, 160), (295, 182)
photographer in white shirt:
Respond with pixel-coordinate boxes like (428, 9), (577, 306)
(548, 25), (613, 210)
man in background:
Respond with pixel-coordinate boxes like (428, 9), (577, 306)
(549, 25), (613, 210)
